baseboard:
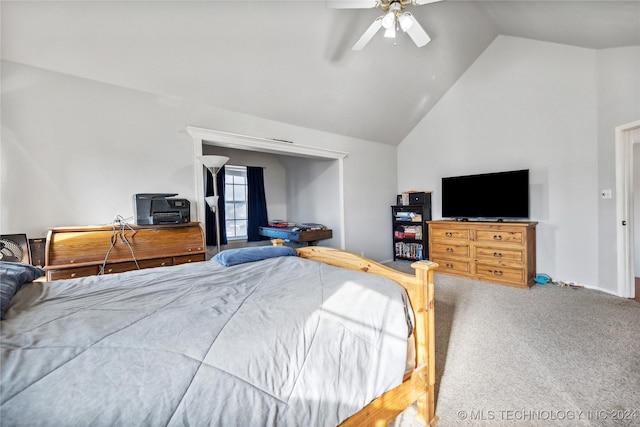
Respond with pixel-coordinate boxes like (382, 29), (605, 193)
(580, 283), (624, 298)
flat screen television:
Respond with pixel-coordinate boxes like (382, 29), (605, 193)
(441, 169), (529, 220)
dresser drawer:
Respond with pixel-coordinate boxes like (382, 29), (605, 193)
(431, 243), (470, 258)
(430, 227), (470, 241)
(476, 263), (525, 284)
(474, 246), (524, 264)
(47, 266), (99, 280)
(174, 253), (206, 265)
(475, 229), (524, 245)
(105, 258), (174, 273)
(432, 257), (471, 274)
(139, 257), (173, 269)
(102, 262), (140, 274)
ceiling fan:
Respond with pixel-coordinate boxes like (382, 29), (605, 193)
(329, 0), (442, 51)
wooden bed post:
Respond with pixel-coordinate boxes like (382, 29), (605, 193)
(295, 246), (438, 426)
(411, 260), (437, 425)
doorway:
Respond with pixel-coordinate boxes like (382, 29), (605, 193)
(186, 126), (349, 250)
(615, 120), (640, 299)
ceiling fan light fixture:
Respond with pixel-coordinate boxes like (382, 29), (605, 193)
(384, 25), (396, 38)
(398, 13), (413, 32)
(381, 11), (395, 29)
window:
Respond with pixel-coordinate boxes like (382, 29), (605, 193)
(224, 165), (247, 239)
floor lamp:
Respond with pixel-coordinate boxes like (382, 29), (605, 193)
(200, 155), (229, 254)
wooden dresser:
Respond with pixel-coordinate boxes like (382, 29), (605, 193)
(44, 222), (206, 281)
(428, 220), (537, 288)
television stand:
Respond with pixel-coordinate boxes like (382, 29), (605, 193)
(428, 220), (537, 288)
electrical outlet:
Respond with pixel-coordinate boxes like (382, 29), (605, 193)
(601, 189), (612, 199)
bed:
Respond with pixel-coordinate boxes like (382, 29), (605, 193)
(1, 245), (437, 426)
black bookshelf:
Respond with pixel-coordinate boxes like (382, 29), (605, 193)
(392, 195), (432, 261)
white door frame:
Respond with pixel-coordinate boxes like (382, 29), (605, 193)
(615, 119), (640, 298)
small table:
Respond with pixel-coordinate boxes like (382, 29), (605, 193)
(258, 226), (333, 246)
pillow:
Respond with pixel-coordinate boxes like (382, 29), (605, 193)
(212, 246), (297, 267)
(0, 262), (45, 320)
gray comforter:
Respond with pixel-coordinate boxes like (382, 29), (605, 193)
(1, 256), (412, 426)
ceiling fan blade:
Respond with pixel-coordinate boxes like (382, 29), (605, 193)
(326, 1), (378, 9)
(403, 13), (431, 47)
(352, 17), (384, 51)
(413, 0), (443, 5)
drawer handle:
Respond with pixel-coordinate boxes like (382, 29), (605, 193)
(493, 252), (502, 258)
(445, 263), (454, 269)
(70, 273), (77, 278)
(491, 270), (503, 276)
(161, 262), (166, 266)
(445, 232), (453, 237)
(107, 268), (113, 273)
(187, 259), (192, 263)
(493, 235), (503, 240)
(446, 247), (454, 252)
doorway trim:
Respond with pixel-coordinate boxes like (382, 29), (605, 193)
(186, 126), (349, 249)
(615, 119), (640, 298)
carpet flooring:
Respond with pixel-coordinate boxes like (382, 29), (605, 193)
(385, 261), (640, 426)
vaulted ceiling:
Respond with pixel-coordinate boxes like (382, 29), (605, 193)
(2, 1), (639, 145)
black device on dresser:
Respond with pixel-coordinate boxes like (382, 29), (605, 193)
(392, 192), (432, 261)
(133, 193), (190, 225)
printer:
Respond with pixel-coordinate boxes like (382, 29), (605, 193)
(133, 193), (190, 225)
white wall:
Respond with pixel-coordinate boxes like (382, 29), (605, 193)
(276, 131), (400, 259)
(1, 60), (398, 262)
(398, 36), (600, 287)
(281, 156), (341, 248)
(596, 46), (640, 292)
(1, 61), (195, 232)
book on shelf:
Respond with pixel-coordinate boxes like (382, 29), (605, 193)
(394, 212), (422, 222)
(395, 225), (422, 240)
(402, 225), (422, 239)
(394, 242), (424, 260)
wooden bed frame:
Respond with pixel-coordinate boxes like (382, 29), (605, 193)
(293, 245), (438, 426)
